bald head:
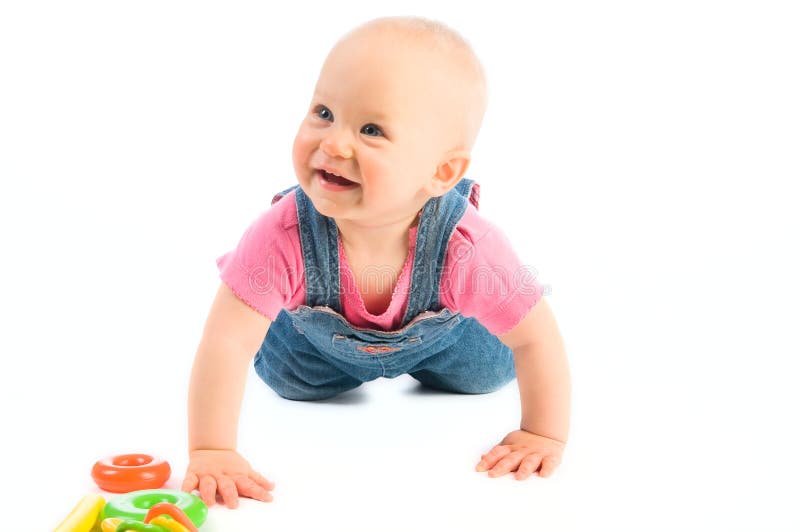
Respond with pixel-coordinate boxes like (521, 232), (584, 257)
(327, 16), (488, 152)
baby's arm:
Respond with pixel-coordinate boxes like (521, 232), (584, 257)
(183, 281), (275, 507)
(476, 298), (571, 479)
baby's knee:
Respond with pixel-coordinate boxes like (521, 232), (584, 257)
(276, 387), (342, 401)
(410, 367), (515, 395)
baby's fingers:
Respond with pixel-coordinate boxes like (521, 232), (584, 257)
(515, 454), (544, 481)
(236, 476), (274, 503)
(198, 475), (218, 507)
(488, 451), (527, 478)
(217, 476), (239, 509)
(249, 471), (276, 491)
(537, 455), (561, 478)
(181, 472), (199, 493)
(475, 445), (512, 472)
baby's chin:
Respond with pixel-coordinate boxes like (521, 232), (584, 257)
(299, 179), (361, 216)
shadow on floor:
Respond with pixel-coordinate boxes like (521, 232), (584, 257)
(313, 387), (369, 405)
(402, 382), (452, 395)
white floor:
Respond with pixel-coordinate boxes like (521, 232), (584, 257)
(7, 301), (800, 531)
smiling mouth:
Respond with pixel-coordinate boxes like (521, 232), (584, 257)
(318, 169), (359, 186)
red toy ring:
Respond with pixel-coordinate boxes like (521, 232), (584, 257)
(91, 454), (171, 493)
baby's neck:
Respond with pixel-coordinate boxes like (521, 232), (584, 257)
(335, 210), (421, 257)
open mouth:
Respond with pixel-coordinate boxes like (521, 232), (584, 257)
(317, 169), (359, 187)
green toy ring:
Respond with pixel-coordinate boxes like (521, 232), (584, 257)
(116, 521), (168, 532)
(101, 489), (207, 528)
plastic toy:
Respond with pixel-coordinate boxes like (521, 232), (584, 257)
(54, 493), (106, 532)
(100, 517), (124, 532)
(145, 502), (198, 532)
(150, 515), (191, 532)
(102, 516), (189, 532)
(92, 454), (171, 492)
(101, 489), (207, 528)
(115, 521), (168, 531)
(100, 501), (195, 531)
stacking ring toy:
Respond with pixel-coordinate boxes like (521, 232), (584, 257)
(101, 489), (207, 528)
(116, 521), (168, 532)
(102, 515), (190, 532)
(100, 518), (123, 532)
(92, 454), (171, 493)
(150, 516), (191, 532)
(145, 502), (198, 532)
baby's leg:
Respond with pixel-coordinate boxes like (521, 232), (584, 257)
(254, 315), (363, 401)
(408, 318), (515, 394)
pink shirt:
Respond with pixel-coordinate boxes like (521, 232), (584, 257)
(216, 189), (543, 335)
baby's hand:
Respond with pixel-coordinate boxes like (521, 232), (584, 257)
(181, 449), (275, 508)
(475, 429), (565, 480)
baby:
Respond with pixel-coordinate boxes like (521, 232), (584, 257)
(182, 16), (570, 508)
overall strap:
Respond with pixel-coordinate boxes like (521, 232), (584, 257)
(276, 179), (480, 321)
(401, 178), (478, 323)
(293, 187), (343, 311)
(271, 184), (300, 206)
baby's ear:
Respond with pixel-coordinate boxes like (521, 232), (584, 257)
(427, 150), (471, 197)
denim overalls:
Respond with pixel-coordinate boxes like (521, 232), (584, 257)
(253, 178), (515, 401)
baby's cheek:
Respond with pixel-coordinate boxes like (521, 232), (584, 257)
(291, 133), (306, 160)
(361, 155), (395, 182)
(292, 127), (318, 160)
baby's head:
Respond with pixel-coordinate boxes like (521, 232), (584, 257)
(292, 16), (487, 225)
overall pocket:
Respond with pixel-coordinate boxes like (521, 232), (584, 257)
(330, 309), (465, 357)
(330, 334), (422, 356)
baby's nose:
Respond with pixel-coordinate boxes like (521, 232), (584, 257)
(321, 132), (354, 159)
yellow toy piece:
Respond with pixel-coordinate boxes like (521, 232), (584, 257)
(150, 516), (190, 532)
(53, 494), (106, 532)
(100, 518), (123, 532)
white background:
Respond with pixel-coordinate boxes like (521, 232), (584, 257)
(1, 1), (798, 530)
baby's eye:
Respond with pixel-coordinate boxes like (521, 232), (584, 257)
(361, 123), (384, 137)
(315, 105), (333, 122)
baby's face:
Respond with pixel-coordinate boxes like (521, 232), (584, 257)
(292, 30), (470, 225)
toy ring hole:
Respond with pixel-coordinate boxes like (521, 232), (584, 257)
(113, 453), (153, 467)
(134, 493), (180, 510)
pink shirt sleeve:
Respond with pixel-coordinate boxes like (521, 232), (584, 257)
(440, 205), (545, 335)
(215, 191), (305, 321)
